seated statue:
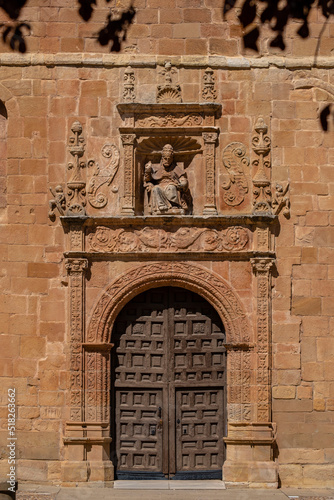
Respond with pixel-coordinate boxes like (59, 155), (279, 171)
(144, 144), (191, 215)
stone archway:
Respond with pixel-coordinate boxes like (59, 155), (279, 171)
(84, 262), (253, 425)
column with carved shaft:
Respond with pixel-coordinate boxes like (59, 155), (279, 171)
(67, 121), (87, 216)
(121, 134), (136, 215)
(251, 257), (274, 422)
(202, 132), (218, 215)
(65, 258), (88, 422)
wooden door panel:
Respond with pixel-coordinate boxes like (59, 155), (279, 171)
(112, 287), (226, 479)
(116, 389), (163, 473)
(175, 389), (224, 475)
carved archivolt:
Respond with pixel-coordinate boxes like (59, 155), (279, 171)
(87, 225), (250, 253)
(87, 262), (251, 347)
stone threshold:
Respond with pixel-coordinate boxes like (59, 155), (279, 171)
(113, 480), (226, 489)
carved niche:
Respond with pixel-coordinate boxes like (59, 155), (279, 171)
(117, 102), (221, 216)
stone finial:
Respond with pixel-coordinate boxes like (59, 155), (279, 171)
(202, 67), (217, 101)
(123, 66), (135, 102)
(157, 61), (182, 103)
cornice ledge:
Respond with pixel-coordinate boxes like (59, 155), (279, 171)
(0, 53), (333, 69)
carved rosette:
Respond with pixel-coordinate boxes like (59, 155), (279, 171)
(123, 66), (135, 102)
(251, 257), (274, 422)
(65, 258), (88, 421)
(202, 67), (217, 101)
(203, 132), (218, 214)
(222, 142), (249, 206)
(120, 134), (136, 215)
(87, 225), (250, 253)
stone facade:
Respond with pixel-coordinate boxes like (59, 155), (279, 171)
(0, 0), (334, 490)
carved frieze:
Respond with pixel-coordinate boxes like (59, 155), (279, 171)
(222, 142), (249, 206)
(87, 225), (250, 253)
(136, 113), (203, 128)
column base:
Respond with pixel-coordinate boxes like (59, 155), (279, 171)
(61, 461), (114, 486)
(223, 422), (278, 488)
(223, 461), (278, 488)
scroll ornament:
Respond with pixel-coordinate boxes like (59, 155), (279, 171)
(87, 226), (250, 253)
(87, 144), (120, 209)
(222, 142), (249, 206)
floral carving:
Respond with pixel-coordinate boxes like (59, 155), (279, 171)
(87, 144), (120, 209)
(222, 142), (249, 206)
(87, 226), (250, 253)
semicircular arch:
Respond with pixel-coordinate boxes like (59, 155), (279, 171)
(87, 262), (251, 346)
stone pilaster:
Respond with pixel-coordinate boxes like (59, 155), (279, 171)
(202, 132), (218, 214)
(65, 257), (88, 422)
(120, 133), (136, 215)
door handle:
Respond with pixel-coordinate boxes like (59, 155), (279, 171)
(157, 406), (162, 417)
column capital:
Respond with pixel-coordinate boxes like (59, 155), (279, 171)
(65, 258), (89, 274)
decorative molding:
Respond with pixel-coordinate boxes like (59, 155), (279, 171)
(87, 225), (250, 253)
(123, 66), (135, 102)
(222, 142), (249, 207)
(157, 61), (182, 103)
(87, 144), (120, 209)
(202, 67), (217, 101)
(66, 121), (88, 216)
(251, 257), (274, 422)
(1, 53), (334, 70)
(65, 258), (88, 422)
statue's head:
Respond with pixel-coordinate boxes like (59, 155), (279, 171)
(161, 144), (174, 167)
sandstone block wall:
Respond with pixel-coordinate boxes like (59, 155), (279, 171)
(0, 0), (333, 489)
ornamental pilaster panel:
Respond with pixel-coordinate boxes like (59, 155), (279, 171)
(202, 132), (218, 215)
(251, 257), (274, 423)
(120, 133), (136, 215)
(65, 258), (88, 422)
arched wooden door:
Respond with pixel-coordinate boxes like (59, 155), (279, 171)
(110, 287), (226, 479)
